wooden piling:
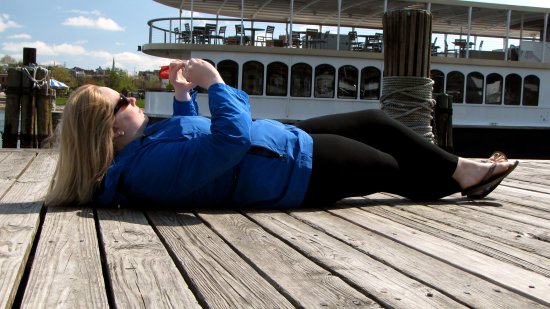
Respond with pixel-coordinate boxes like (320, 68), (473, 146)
(36, 88), (53, 147)
(383, 9), (432, 77)
(382, 9), (454, 146)
(433, 93), (454, 152)
(4, 68), (22, 148)
(20, 67), (34, 148)
(3, 48), (53, 149)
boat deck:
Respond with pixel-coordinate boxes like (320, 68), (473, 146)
(1, 149), (549, 308)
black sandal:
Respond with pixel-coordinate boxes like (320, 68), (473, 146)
(461, 160), (519, 199)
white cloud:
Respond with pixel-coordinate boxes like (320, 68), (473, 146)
(62, 16), (124, 31)
(88, 50), (167, 71)
(3, 39), (166, 72)
(69, 9), (102, 16)
(0, 14), (21, 32)
(2, 41), (87, 56)
(7, 33), (31, 40)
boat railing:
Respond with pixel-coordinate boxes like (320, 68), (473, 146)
(145, 17), (385, 52)
(145, 17), (550, 63)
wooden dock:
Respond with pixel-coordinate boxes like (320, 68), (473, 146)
(0, 149), (548, 308)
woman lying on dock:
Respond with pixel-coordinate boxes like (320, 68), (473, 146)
(45, 58), (518, 208)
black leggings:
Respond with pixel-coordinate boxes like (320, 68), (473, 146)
(295, 109), (461, 206)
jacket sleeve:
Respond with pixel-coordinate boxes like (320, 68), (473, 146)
(126, 84), (252, 198)
(173, 88), (199, 116)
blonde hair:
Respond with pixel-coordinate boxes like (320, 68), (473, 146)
(46, 85), (116, 205)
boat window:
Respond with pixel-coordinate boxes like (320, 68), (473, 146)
(485, 73), (502, 105)
(266, 62), (288, 96)
(504, 73), (521, 105)
(314, 64), (335, 98)
(446, 71), (464, 103)
(523, 75), (539, 106)
(242, 61), (264, 95)
(466, 72), (484, 104)
(360, 67), (381, 100)
(218, 60), (239, 88)
(291, 63), (312, 97)
(338, 65), (358, 99)
(430, 70), (445, 94)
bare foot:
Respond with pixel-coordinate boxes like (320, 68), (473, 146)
(452, 157), (515, 191)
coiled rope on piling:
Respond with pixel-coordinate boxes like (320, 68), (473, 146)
(22, 64), (49, 90)
(380, 76), (435, 142)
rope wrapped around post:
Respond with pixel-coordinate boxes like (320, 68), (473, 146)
(382, 9), (435, 143)
(381, 76), (435, 141)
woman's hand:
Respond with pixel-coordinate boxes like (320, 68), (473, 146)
(169, 60), (194, 101)
(181, 58), (225, 90)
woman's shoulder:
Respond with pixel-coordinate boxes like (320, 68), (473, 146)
(144, 116), (211, 137)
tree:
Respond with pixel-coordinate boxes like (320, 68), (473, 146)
(0, 55), (17, 65)
(50, 66), (77, 89)
(0, 55), (18, 73)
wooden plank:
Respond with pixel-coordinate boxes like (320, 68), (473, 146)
(246, 210), (466, 308)
(364, 205), (550, 277)
(147, 211), (295, 308)
(483, 192), (550, 220)
(290, 208), (547, 308)
(384, 202), (550, 259)
(97, 208), (200, 308)
(197, 210), (381, 308)
(327, 206), (550, 306)
(0, 151), (58, 309)
(20, 207), (108, 308)
(454, 203), (549, 229)
(406, 198), (550, 247)
(0, 151), (36, 197)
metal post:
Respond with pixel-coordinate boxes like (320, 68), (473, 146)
(337, 0), (341, 50)
(169, 19), (173, 43)
(543, 13), (548, 63)
(190, 0), (194, 43)
(505, 10), (511, 60)
(519, 14), (524, 56)
(289, 0), (294, 47)
(466, 7), (472, 59)
(240, 0), (244, 45)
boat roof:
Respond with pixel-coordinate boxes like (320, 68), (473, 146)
(153, 0), (550, 39)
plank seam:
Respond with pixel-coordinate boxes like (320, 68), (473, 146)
(195, 210), (303, 308)
(10, 203), (47, 309)
(143, 211), (210, 309)
(93, 208), (118, 309)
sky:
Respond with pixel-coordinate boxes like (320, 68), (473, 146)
(1, 0), (550, 73)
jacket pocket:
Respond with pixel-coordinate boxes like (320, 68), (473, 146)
(247, 145), (286, 159)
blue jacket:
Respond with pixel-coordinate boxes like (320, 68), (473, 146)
(95, 83), (313, 208)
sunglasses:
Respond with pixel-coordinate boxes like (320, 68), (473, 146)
(114, 94), (130, 115)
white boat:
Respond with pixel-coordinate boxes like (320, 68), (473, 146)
(140, 0), (550, 158)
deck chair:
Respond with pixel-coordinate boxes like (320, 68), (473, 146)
(305, 28), (319, 48)
(349, 31), (363, 51)
(257, 25), (275, 46)
(234, 24), (250, 45)
(216, 26), (227, 44)
(205, 23), (218, 44)
(174, 25), (191, 43)
(291, 31), (302, 48)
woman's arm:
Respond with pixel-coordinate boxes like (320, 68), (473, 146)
(169, 60), (199, 116)
(173, 89), (198, 116)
